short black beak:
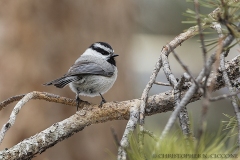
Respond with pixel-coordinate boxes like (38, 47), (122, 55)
(111, 53), (119, 57)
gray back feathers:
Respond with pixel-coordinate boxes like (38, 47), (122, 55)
(44, 54), (116, 88)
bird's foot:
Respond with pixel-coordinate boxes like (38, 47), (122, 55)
(76, 95), (81, 111)
(99, 93), (106, 108)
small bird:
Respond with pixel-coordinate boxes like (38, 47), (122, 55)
(44, 42), (118, 111)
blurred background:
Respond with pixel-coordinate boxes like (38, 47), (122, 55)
(0, 1), (239, 160)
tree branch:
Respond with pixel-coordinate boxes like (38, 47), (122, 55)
(159, 32), (236, 141)
(0, 92), (77, 110)
(0, 54), (239, 160)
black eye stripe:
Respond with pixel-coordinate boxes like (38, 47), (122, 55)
(93, 46), (110, 55)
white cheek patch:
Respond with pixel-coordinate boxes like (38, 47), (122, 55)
(81, 48), (109, 60)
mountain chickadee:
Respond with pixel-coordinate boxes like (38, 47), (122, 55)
(44, 42), (119, 110)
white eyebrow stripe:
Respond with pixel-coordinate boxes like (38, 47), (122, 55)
(94, 43), (112, 53)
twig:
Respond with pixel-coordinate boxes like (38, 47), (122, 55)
(175, 75), (192, 138)
(194, 0), (207, 64)
(170, 47), (199, 88)
(0, 94), (25, 110)
(143, 129), (158, 141)
(0, 91), (87, 144)
(194, 0), (214, 144)
(197, 89), (210, 141)
(197, 23), (224, 141)
(154, 81), (171, 86)
(211, 22), (224, 36)
(221, 53), (240, 149)
(220, 22), (240, 150)
(210, 91), (240, 101)
(159, 33), (235, 141)
(138, 56), (163, 158)
(175, 75), (186, 90)
(161, 51), (192, 138)
(118, 104), (139, 160)
(0, 92), (37, 144)
(0, 92), (77, 109)
(161, 53), (178, 87)
(111, 127), (120, 147)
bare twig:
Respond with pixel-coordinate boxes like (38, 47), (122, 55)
(194, 0), (218, 144)
(111, 127), (120, 147)
(138, 56), (163, 158)
(197, 23), (224, 141)
(221, 54), (240, 149)
(143, 129), (158, 141)
(194, 0), (207, 64)
(220, 22), (240, 150)
(175, 75), (192, 138)
(170, 47), (199, 88)
(0, 91), (88, 144)
(154, 81), (171, 86)
(161, 51), (192, 138)
(159, 32), (235, 141)
(210, 91), (240, 101)
(161, 53), (178, 87)
(211, 22), (224, 36)
(175, 75), (186, 90)
(0, 92), (77, 109)
(118, 104), (139, 160)
(0, 94), (25, 110)
(197, 90), (210, 141)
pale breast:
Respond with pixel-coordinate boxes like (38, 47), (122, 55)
(69, 67), (117, 97)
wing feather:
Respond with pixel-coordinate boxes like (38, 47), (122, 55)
(66, 61), (114, 77)
(44, 59), (114, 88)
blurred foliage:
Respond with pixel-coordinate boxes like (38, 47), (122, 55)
(125, 125), (238, 160)
(184, 0), (240, 26)
(223, 113), (239, 136)
(183, 0), (240, 52)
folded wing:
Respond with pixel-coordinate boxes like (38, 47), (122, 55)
(44, 61), (114, 88)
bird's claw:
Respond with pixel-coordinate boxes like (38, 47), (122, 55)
(99, 93), (106, 108)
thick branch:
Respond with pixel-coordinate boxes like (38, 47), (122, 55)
(0, 54), (239, 160)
